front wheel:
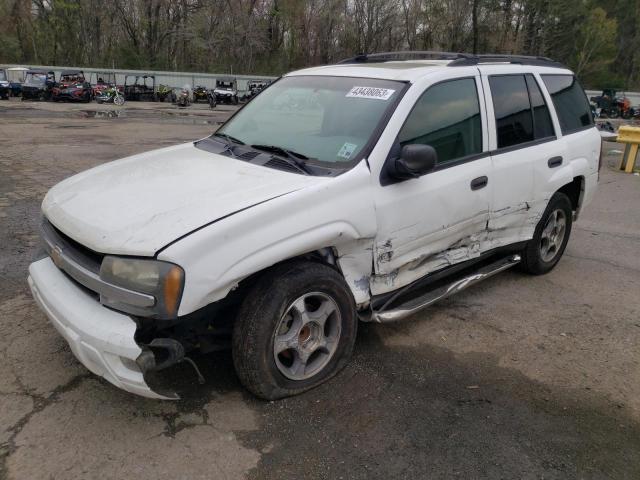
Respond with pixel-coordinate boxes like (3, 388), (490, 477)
(233, 261), (357, 400)
(520, 192), (573, 275)
(114, 95), (125, 106)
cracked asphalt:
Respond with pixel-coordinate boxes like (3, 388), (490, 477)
(1, 99), (639, 479)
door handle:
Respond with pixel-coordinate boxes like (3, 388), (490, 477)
(548, 156), (563, 168)
(470, 176), (488, 191)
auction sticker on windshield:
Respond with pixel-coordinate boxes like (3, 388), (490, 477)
(346, 86), (395, 100)
(337, 142), (358, 160)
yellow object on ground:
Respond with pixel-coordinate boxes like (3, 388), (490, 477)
(617, 125), (640, 173)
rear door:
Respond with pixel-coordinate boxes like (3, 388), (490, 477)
(480, 67), (563, 247)
(537, 74), (600, 210)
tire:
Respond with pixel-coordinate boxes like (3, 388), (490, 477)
(233, 261), (358, 400)
(520, 192), (573, 275)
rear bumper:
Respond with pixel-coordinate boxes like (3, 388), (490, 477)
(28, 257), (171, 399)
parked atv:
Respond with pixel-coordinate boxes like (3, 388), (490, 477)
(124, 75), (157, 101)
(51, 71), (92, 102)
(21, 70), (56, 101)
(0, 69), (9, 99)
(156, 84), (174, 102)
(95, 85), (125, 106)
(90, 72), (117, 98)
(193, 85), (209, 103)
(245, 79), (271, 101)
(214, 78), (239, 104)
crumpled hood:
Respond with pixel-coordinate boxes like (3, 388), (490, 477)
(43, 142), (324, 256)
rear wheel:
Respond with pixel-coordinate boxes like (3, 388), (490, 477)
(520, 192), (573, 275)
(233, 261), (357, 400)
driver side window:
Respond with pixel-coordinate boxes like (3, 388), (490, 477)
(398, 78), (483, 165)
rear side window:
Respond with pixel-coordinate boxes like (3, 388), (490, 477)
(398, 78), (482, 165)
(489, 75), (534, 148)
(541, 75), (594, 134)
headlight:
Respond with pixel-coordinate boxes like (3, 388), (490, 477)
(100, 257), (184, 319)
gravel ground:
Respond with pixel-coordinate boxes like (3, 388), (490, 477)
(1, 98), (639, 479)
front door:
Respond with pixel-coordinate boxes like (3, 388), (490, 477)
(370, 74), (493, 296)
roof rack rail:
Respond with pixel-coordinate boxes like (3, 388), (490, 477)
(337, 51), (470, 64)
(448, 54), (566, 68)
(336, 51), (566, 69)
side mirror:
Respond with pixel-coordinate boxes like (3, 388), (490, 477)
(390, 144), (437, 180)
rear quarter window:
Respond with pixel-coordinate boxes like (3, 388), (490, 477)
(541, 75), (594, 134)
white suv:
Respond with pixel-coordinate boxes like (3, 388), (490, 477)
(28, 52), (601, 400)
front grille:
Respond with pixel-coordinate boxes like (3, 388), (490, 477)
(42, 218), (103, 275)
(41, 217), (155, 310)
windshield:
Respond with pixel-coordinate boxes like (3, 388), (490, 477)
(26, 73), (47, 85)
(216, 76), (404, 165)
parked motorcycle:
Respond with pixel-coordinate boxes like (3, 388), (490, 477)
(176, 85), (192, 107)
(95, 85), (125, 106)
(207, 89), (217, 109)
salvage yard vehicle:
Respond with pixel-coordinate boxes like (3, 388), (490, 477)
(156, 84), (173, 102)
(21, 70), (56, 101)
(89, 72), (117, 97)
(214, 77), (239, 104)
(207, 89), (217, 109)
(590, 88), (636, 119)
(7, 66), (28, 96)
(51, 70), (93, 102)
(28, 52), (601, 401)
(95, 85), (125, 106)
(0, 69), (9, 99)
(175, 84), (192, 107)
(192, 85), (209, 103)
(124, 75), (157, 101)
(245, 79), (271, 100)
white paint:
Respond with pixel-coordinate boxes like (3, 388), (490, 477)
(28, 60), (602, 399)
(28, 258), (169, 399)
(42, 143), (325, 256)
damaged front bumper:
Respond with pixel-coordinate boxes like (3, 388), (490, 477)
(28, 257), (176, 400)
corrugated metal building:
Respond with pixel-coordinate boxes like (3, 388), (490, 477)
(0, 64), (277, 92)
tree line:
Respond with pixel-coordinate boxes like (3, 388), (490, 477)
(0, 0), (638, 89)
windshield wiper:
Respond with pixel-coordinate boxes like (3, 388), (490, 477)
(214, 132), (245, 145)
(212, 132), (245, 157)
(250, 144), (313, 174)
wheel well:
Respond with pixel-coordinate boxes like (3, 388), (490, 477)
(234, 248), (341, 293)
(558, 176), (584, 211)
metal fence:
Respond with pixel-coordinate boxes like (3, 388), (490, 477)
(0, 64), (278, 92)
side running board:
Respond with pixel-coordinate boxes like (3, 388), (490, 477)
(372, 254), (521, 323)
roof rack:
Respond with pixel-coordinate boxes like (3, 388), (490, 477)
(448, 54), (565, 68)
(337, 51), (566, 68)
(337, 51), (466, 64)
